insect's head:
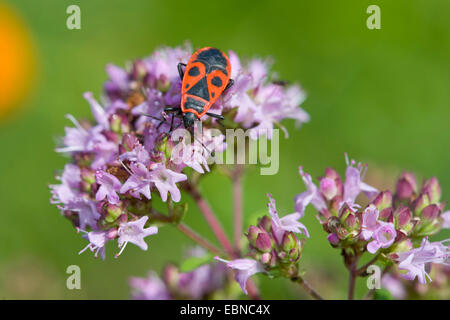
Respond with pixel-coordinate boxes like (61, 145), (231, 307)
(182, 111), (197, 129)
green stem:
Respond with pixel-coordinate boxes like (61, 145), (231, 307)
(356, 253), (381, 276)
(185, 181), (235, 257)
(177, 223), (223, 256)
(348, 255), (360, 300)
(232, 165), (244, 252)
(293, 277), (324, 300)
(150, 208), (223, 256)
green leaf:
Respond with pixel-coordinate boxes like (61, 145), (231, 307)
(179, 253), (214, 273)
(373, 288), (393, 300)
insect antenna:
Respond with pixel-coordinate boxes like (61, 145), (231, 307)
(140, 113), (165, 122)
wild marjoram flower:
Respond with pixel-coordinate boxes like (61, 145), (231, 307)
(381, 261), (450, 299)
(50, 43), (309, 264)
(215, 194), (317, 297)
(296, 154), (450, 298)
(49, 43), (448, 300)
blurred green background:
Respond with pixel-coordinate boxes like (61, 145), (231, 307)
(0, 0), (449, 299)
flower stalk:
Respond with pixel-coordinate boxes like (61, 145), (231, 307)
(356, 252), (381, 276)
(347, 256), (359, 300)
(232, 165), (244, 252)
(176, 223), (223, 256)
(292, 276), (324, 300)
(184, 181), (235, 257)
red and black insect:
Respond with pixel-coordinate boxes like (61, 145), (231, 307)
(164, 47), (234, 131)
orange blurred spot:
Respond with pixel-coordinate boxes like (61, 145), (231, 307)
(0, 3), (35, 119)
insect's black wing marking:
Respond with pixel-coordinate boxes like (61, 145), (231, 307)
(187, 76), (210, 101)
(211, 76), (223, 87)
(184, 97), (205, 114)
(197, 48), (228, 70)
(188, 66), (200, 76)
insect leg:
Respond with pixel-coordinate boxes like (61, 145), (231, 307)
(156, 118), (168, 130)
(169, 113), (175, 132)
(177, 63), (187, 80)
(224, 78), (234, 93)
(164, 106), (182, 114)
(272, 80), (289, 86)
(205, 112), (225, 121)
(159, 113), (178, 140)
(140, 113), (164, 121)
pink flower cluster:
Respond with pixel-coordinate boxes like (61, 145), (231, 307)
(296, 154), (450, 284)
(216, 194), (309, 294)
(50, 43), (309, 260)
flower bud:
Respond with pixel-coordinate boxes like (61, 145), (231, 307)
(414, 218), (441, 237)
(160, 76), (172, 93)
(80, 181), (92, 193)
(338, 203), (353, 220)
(106, 228), (118, 240)
(110, 113), (130, 134)
(394, 206), (411, 229)
(396, 172), (417, 200)
(258, 215), (272, 233)
(260, 252), (272, 264)
(329, 195), (342, 216)
(111, 115), (121, 133)
(379, 207), (393, 222)
(121, 133), (138, 151)
(328, 233), (339, 246)
(163, 264), (179, 289)
(269, 250), (278, 268)
(324, 167), (338, 178)
(336, 226), (348, 240)
(143, 73), (156, 89)
(102, 130), (119, 144)
(81, 168), (96, 184)
(277, 252), (287, 262)
(131, 59), (147, 80)
(281, 232), (298, 252)
(372, 191), (392, 211)
(326, 216), (341, 234)
(255, 232), (273, 253)
(343, 213), (358, 230)
(117, 213), (128, 224)
(412, 193), (430, 216)
(105, 204), (122, 223)
(324, 167), (343, 195)
(421, 177), (441, 204)
(421, 204), (440, 221)
(74, 153), (94, 167)
(288, 247), (301, 262)
(150, 150), (165, 163)
(246, 225), (261, 246)
(320, 177), (338, 200)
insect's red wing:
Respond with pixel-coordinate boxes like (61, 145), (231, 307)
(206, 69), (229, 107)
(181, 61), (206, 96)
(181, 47), (232, 117)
